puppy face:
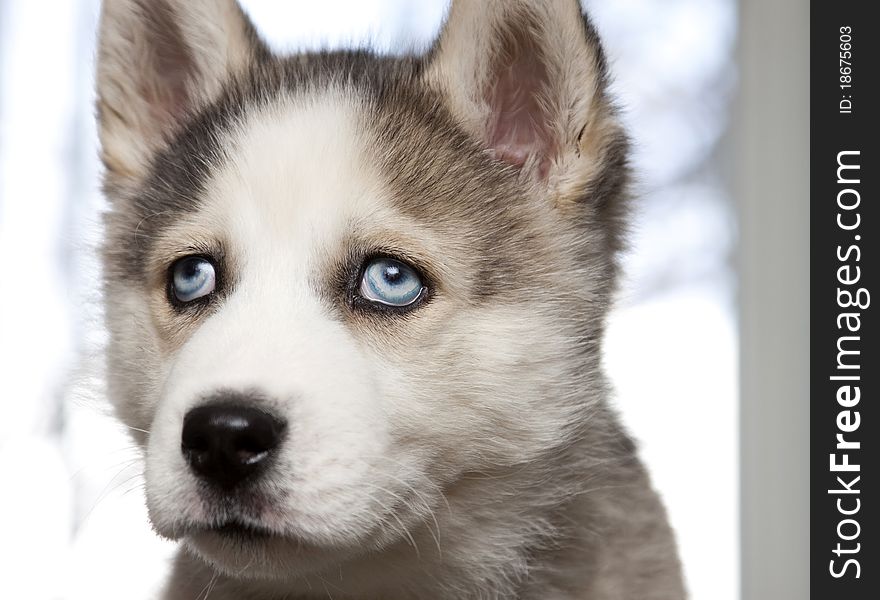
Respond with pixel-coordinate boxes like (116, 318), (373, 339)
(97, 0), (627, 583)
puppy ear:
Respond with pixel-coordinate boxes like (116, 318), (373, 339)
(425, 0), (627, 208)
(96, 0), (266, 188)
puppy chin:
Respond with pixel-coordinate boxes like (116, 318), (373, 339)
(182, 526), (366, 581)
(145, 487), (389, 581)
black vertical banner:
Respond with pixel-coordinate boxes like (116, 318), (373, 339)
(812, 2), (878, 598)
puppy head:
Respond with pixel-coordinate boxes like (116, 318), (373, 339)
(96, 0), (627, 581)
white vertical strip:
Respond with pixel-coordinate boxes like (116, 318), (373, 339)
(737, 1), (809, 598)
(0, 0), (78, 597)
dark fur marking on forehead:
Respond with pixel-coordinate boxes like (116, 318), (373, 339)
(105, 50), (425, 283)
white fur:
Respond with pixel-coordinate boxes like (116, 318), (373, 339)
(147, 94), (399, 567)
(136, 91), (592, 595)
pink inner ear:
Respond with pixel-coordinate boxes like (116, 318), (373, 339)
(143, 65), (192, 137)
(141, 5), (197, 137)
(485, 35), (556, 179)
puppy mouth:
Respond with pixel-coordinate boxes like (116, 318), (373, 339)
(211, 519), (276, 540)
(163, 497), (287, 544)
(185, 516), (366, 581)
(189, 518), (309, 558)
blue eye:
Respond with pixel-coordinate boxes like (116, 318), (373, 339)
(358, 258), (425, 307)
(171, 257), (216, 303)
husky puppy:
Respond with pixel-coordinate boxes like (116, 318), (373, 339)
(95, 0), (685, 598)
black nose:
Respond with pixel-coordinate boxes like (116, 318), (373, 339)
(181, 402), (287, 489)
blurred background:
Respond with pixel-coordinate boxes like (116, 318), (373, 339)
(0, 1), (807, 599)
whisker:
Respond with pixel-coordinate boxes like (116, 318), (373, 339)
(356, 455), (447, 557)
(361, 481), (421, 559)
(195, 570), (219, 600)
(77, 461), (144, 526)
